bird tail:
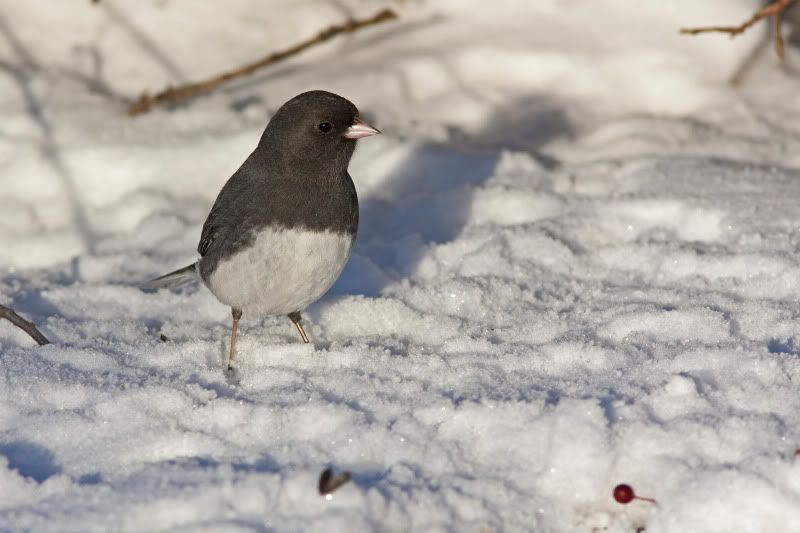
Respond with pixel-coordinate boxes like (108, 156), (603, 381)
(142, 263), (199, 289)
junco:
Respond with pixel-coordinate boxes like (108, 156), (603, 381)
(145, 90), (380, 370)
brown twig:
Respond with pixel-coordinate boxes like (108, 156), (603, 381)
(680, 0), (797, 59)
(0, 304), (49, 345)
(129, 9), (398, 116)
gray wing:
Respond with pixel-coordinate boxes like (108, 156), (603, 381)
(198, 202), (223, 257)
(198, 157), (261, 258)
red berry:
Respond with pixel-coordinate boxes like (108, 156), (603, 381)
(613, 483), (635, 504)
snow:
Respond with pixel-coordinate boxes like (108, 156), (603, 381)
(2, 0), (800, 531)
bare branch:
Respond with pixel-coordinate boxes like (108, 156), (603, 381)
(0, 304), (49, 345)
(680, 0), (797, 59)
(129, 9), (398, 116)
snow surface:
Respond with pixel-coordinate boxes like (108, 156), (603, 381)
(2, 0), (800, 531)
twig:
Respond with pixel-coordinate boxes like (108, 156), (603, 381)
(0, 304), (49, 345)
(129, 9), (398, 116)
(680, 0), (797, 59)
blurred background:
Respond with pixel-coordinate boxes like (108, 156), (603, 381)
(0, 0), (796, 277)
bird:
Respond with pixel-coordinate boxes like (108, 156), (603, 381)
(144, 90), (380, 370)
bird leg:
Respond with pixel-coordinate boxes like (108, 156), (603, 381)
(288, 311), (310, 343)
(228, 308), (243, 370)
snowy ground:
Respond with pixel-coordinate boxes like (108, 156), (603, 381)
(2, 1), (800, 531)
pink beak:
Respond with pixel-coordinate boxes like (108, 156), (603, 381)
(344, 116), (381, 139)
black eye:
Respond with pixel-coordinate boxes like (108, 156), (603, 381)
(318, 122), (332, 133)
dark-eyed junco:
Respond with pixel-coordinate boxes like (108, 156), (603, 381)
(145, 90), (380, 370)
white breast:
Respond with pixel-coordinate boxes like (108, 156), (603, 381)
(205, 228), (354, 315)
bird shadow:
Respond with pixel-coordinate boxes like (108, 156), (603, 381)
(330, 94), (572, 297)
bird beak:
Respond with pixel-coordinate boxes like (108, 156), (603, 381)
(344, 117), (381, 139)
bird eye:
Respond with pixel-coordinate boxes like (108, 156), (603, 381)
(318, 122), (332, 133)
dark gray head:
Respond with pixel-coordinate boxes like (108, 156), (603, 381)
(194, 90), (379, 275)
(256, 90), (380, 176)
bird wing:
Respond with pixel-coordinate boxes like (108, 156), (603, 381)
(197, 205), (221, 257)
(197, 156), (262, 257)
